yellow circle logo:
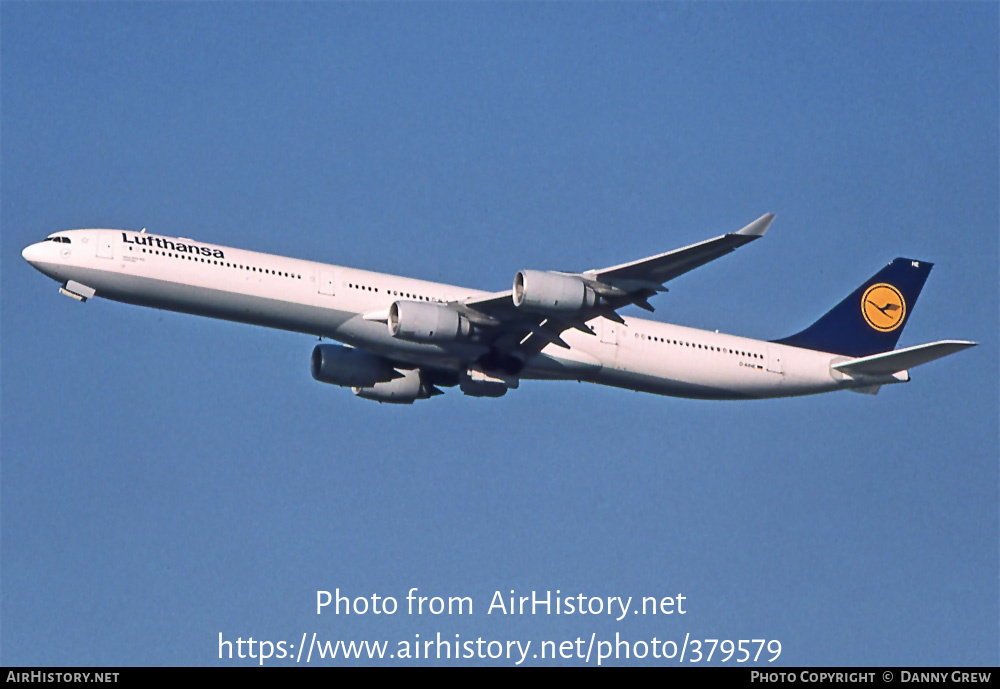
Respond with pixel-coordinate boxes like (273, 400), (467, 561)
(861, 283), (906, 332)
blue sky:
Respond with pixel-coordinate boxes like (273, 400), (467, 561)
(2, 2), (997, 666)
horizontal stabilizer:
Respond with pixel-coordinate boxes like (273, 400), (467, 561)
(832, 340), (977, 377)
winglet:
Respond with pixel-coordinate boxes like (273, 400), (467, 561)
(735, 213), (775, 237)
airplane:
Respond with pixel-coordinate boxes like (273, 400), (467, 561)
(21, 214), (976, 403)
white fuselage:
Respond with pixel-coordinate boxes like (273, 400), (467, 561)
(22, 229), (887, 400)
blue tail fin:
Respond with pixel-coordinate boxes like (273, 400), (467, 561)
(773, 258), (933, 357)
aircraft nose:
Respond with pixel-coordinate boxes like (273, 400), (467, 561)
(22, 242), (44, 265)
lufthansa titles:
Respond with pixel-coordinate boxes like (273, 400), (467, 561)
(122, 232), (225, 259)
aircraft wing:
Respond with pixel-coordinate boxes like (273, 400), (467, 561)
(450, 290), (573, 352)
(583, 213), (774, 287)
(455, 214), (774, 357)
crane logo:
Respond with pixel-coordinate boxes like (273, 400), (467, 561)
(862, 283), (906, 332)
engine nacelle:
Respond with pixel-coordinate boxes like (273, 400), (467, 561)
(353, 369), (435, 404)
(311, 344), (395, 388)
(388, 300), (472, 343)
(513, 270), (597, 314)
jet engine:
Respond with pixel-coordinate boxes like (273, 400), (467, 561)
(311, 344), (396, 388)
(388, 300), (472, 343)
(513, 270), (597, 314)
(353, 369), (437, 404)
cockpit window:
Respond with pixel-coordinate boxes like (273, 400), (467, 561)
(45, 236), (71, 244)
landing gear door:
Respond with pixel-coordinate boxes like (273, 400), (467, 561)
(97, 233), (114, 259)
